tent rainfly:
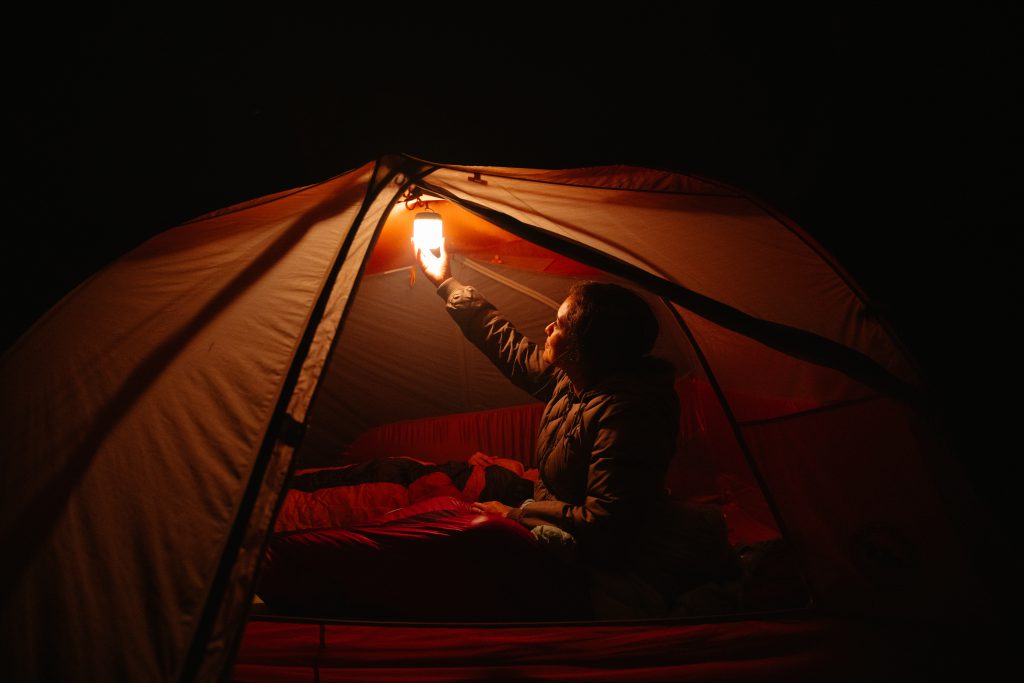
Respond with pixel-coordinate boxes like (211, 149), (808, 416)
(0, 155), (993, 681)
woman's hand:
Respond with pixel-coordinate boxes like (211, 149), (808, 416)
(470, 500), (513, 517)
(412, 237), (451, 287)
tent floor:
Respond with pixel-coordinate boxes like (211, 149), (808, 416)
(231, 612), (1005, 682)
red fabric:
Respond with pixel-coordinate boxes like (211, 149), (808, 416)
(459, 462), (487, 503)
(720, 501), (782, 545)
(674, 378), (788, 537)
(371, 494), (477, 523)
(467, 450), (529, 476)
(346, 403), (545, 466)
(232, 615), (935, 682)
(239, 386), (991, 681)
(273, 482), (409, 533)
(257, 497), (588, 621)
(406, 471), (464, 502)
(337, 379), (784, 538)
(744, 397), (992, 619)
(315, 379), (787, 544)
(274, 456), (538, 533)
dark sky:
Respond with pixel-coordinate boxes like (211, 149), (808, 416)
(6, 9), (1021, 518)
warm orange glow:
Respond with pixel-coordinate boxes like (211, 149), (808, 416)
(412, 212), (443, 251)
(368, 198), (606, 278)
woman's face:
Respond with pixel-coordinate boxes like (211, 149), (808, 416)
(543, 297), (575, 366)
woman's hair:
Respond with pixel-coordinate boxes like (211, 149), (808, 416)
(564, 282), (659, 373)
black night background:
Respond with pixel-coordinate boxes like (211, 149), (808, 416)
(5, 5), (1020, 670)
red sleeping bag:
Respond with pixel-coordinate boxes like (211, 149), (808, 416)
(257, 496), (589, 621)
(273, 454), (537, 533)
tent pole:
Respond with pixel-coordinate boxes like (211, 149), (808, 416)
(181, 157), (432, 683)
(211, 159), (440, 680)
(661, 299), (818, 609)
(687, 171), (925, 385)
(287, 163), (441, 460)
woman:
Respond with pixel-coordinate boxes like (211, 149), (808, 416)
(414, 240), (728, 617)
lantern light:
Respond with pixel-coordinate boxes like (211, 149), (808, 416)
(413, 211), (444, 252)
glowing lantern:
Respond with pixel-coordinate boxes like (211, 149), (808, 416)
(412, 211), (443, 252)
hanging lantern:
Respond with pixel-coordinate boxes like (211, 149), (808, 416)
(412, 211), (444, 252)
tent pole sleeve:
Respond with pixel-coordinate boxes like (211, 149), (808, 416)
(412, 178), (923, 406)
(661, 298), (818, 610)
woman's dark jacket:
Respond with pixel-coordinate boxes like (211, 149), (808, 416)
(437, 278), (679, 568)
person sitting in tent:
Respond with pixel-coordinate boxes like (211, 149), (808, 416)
(414, 239), (735, 617)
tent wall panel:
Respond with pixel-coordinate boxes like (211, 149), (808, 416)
(297, 261), (551, 467)
(345, 402), (545, 466)
(0, 163), (376, 681)
(422, 166), (918, 387)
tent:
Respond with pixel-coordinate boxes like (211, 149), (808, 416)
(0, 155), (993, 680)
